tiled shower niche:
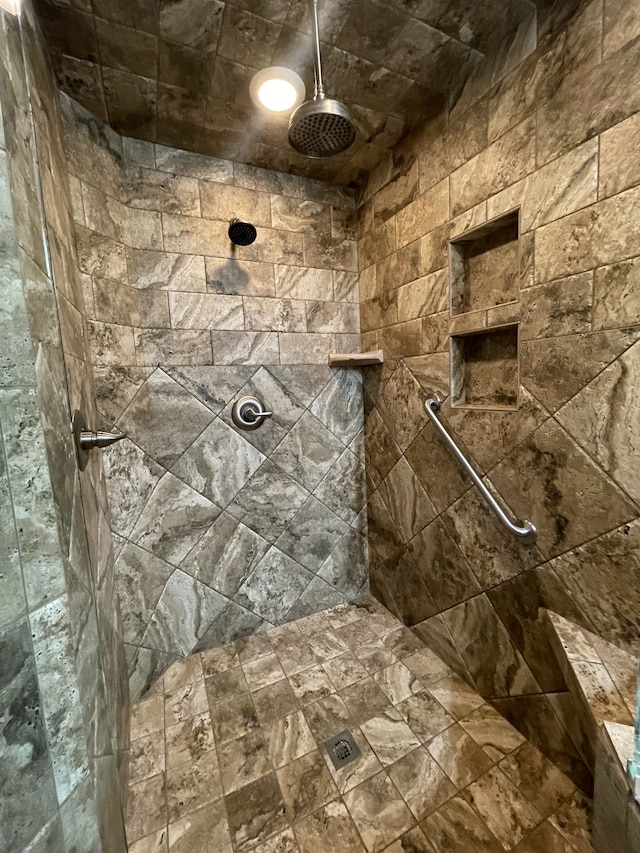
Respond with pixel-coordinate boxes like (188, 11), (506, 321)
(449, 210), (520, 315)
(450, 325), (519, 409)
(449, 211), (520, 410)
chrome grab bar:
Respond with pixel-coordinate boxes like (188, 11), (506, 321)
(424, 397), (537, 545)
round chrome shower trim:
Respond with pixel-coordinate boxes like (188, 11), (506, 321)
(288, 97), (356, 158)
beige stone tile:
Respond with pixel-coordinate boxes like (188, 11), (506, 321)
(130, 693), (165, 740)
(308, 630), (350, 661)
(511, 819), (581, 852)
(396, 690), (455, 745)
(344, 770), (415, 853)
(603, 0), (640, 57)
(167, 799), (232, 852)
(288, 665), (335, 707)
(600, 111), (640, 198)
(264, 709), (317, 769)
(225, 773), (289, 851)
(218, 729), (272, 794)
(200, 181), (271, 226)
(388, 746), (456, 821)
(253, 678), (300, 725)
(593, 257), (640, 332)
(277, 639), (322, 677)
(361, 707), (421, 767)
(354, 640), (398, 674)
(165, 679), (209, 725)
(126, 773), (167, 843)
(427, 723), (493, 789)
(395, 179), (449, 248)
(402, 648), (452, 686)
(211, 692), (259, 744)
(321, 726), (383, 795)
(128, 828), (168, 853)
(383, 826), (433, 852)
(243, 653), (287, 692)
(277, 750), (338, 822)
(450, 118), (536, 216)
(499, 741), (575, 819)
(250, 828), (299, 852)
(205, 667), (249, 707)
(373, 662), (423, 706)
(201, 643), (239, 676)
(421, 795), (503, 853)
(129, 731), (166, 784)
(427, 674), (485, 720)
(520, 273), (592, 340)
(294, 800), (366, 853)
(382, 627), (425, 660)
(323, 652), (370, 690)
(303, 694), (353, 742)
(163, 657), (204, 692)
(275, 265), (333, 301)
(535, 185), (640, 284)
(339, 677), (392, 726)
(166, 750), (221, 822)
(459, 704), (526, 761)
(464, 766), (543, 848)
(135, 328), (212, 366)
(548, 791), (593, 853)
(165, 711), (215, 769)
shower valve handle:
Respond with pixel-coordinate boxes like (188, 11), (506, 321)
(232, 396), (273, 431)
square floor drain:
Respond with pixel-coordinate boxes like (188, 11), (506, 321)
(324, 730), (362, 770)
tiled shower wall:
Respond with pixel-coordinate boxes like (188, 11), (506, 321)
(359, 0), (640, 790)
(60, 97), (368, 699)
(0, 3), (127, 850)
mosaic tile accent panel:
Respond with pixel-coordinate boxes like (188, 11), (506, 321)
(124, 598), (595, 853)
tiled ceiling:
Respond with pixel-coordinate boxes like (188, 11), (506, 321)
(33, 0), (537, 185)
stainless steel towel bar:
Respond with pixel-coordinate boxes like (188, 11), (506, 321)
(424, 397), (537, 545)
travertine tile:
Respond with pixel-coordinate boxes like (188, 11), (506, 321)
(323, 652), (369, 690)
(372, 661), (423, 705)
(201, 643), (239, 676)
(264, 709), (316, 769)
(387, 746), (456, 820)
(343, 770), (415, 853)
(128, 732), (166, 784)
(499, 741), (575, 818)
(427, 723), (494, 789)
(126, 774), (167, 843)
(339, 677), (392, 726)
(211, 692), (259, 743)
(289, 665), (335, 706)
(253, 679), (300, 725)
(165, 679), (209, 725)
(360, 707), (421, 766)
(294, 800), (366, 853)
(225, 774), (289, 851)
(459, 704), (526, 761)
(464, 766), (543, 849)
(167, 799), (232, 853)
(276, 750), (337, 822)
(166, 750), (222, 821)
(320, 725), (383, 795)
(427, 674), (486, 720)
(165, 712), (215, 769)
(218, 729), (272, 793)
(243, 653), (286, 692)
(396, 691), (454, 745)
(421, 795), (503, 853)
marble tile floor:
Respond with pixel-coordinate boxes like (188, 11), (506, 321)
(125, 596), (595, 853)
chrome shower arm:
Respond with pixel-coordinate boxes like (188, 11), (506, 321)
(311, 0), (325, 98)
(424, 397), (537, 544)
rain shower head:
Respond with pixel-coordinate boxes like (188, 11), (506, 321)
(228, 219), (257, 246)
(288, 0), (355, 158)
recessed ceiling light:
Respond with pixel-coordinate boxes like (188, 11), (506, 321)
(250, 67), (305, 115)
